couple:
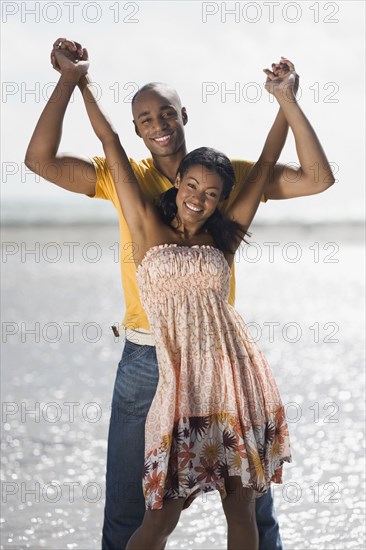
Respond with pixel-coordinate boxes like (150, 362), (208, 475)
(25, 39), (334, 550)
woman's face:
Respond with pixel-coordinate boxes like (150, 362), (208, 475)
(175, 164), (225, 228)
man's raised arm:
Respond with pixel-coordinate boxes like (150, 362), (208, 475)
(24, 38), (97, 197)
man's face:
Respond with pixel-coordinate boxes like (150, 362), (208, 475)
(132, 89), (187, 158)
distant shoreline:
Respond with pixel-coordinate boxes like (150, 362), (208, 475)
(2, 221), (364, 246)
(1, 220), (364, 229)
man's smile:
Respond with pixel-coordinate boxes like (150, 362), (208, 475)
(151, 134), (172, 146)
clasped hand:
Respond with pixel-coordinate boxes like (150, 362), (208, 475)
(50, 37), (89, 77)
(50, 39), (300, 98)
(263, 57), (300, 99)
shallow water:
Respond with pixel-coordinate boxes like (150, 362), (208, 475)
(1, 224), (365, 549)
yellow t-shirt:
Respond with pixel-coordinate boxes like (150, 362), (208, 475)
(90, 156), (265, 331)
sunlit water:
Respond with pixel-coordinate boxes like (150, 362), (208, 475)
(1, 224), (365, 549)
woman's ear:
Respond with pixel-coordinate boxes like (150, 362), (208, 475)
(174, 174), (181, 188)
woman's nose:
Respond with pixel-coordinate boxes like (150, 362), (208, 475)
(194, 190), (206, 204)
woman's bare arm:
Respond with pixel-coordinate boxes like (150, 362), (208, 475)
(58, 48), (160, 241)
(227, 62), (294, 233)
(227, 59), (335, 236)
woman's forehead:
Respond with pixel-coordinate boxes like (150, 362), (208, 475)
(183, 165), (224, 187)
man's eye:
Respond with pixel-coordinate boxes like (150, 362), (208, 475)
(142, 119), (150, 124)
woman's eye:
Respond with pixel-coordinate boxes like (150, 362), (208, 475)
(187, 183), (195, 189)
(209, 193), (217, 198)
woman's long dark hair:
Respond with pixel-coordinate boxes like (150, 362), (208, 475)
(157, 147), (250, 253)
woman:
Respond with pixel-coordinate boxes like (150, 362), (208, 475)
(51, 48), (327, 550)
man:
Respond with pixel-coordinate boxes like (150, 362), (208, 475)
(25, 38), (335, 550)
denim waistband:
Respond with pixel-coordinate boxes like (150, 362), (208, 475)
(123, 326), (155, 346)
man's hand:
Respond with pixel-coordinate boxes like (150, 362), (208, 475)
(263, 57), (299, 99)
(50, 38), (89, 78)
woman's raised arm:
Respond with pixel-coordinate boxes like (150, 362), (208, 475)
(74, 50), (159, 240)
(227, 61), (294, 234)
(227, 59), (334, 237)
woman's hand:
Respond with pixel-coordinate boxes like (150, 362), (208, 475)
(263, 57), (299, 100)
(50, 38), (89, 78)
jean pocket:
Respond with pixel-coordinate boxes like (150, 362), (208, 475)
(113, 342), (159, 417)
(120, 341), (151, 363)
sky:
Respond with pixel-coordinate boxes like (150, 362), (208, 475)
(1, 0), (365, 223)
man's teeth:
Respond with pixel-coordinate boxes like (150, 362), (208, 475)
(186, 202), (203, 212)
(154, 135), (170, 143)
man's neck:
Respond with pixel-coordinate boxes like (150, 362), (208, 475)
(151, 147), (188, 183)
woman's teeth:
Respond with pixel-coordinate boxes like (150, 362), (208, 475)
(185, 202), (203, 212)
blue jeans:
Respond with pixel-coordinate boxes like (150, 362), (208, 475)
(102, 340), (283, 550)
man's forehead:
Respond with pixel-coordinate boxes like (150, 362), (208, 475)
(132, 87), (181, 112)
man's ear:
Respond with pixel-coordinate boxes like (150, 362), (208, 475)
(181, 107), (188, 126)
(133, 120), (141, 138)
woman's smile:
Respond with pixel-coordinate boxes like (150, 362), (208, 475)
(184, 201), (204, 213)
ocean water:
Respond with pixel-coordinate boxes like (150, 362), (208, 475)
(1, 223), (365, 549)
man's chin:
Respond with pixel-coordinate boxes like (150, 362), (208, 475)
(150, 146), (179, 158)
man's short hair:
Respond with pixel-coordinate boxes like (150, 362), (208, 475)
(131, 82), (182, 108)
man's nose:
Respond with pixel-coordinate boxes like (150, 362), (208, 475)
(153, 117), (169, 131)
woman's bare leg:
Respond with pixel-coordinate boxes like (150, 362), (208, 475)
(126, 497), (185, 550)
(221, 476), (259, 550)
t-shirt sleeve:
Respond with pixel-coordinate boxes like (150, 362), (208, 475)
(87, 156), (114, 201)
(230, 159), (268, 204)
